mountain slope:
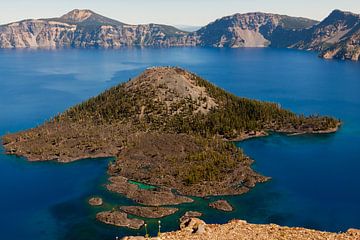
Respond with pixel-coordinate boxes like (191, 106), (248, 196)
(191, 12), (318, 47)
(288, 10), (360, 51)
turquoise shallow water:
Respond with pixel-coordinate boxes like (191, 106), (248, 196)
(0, 47), (359, 239)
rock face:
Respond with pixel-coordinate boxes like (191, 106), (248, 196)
(120, 206), (178, 218)
(124, 218), (360, 240)
(88, 197), (103, 206)
(179, 218), (206, 234)
(1, 9), (359, 60)
(96, 211), (144, 229)
(209, 200), (233, 212)
(320, 22), (360, 61)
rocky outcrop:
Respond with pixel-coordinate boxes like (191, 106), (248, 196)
(179, 218), (206, 234)
(209, 200), (233, 212)
(124, 218), (360, 240)
(119, 206), (178, 218)
(88, 197), (103, 206)
(96, 211), (144, 229)
(179, 211), (202, 222)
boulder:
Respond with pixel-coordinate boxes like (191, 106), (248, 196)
(180, 218), (206, 234)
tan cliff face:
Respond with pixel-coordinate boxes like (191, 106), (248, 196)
(0, 20), (76, 48)
(320, 27), (360, 61)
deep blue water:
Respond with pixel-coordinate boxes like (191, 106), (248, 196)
(0, 48), (359, 239)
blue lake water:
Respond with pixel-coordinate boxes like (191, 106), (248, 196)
(0, 47), (359, 239)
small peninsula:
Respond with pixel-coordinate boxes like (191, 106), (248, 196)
(2, 67), (340, 226)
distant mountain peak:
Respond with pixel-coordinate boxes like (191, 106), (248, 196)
(324, 9), (360, 23)
(60, 9), (94, 22)
(330, 9), (359, 17)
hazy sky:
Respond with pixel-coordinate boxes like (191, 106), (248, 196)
(1, 0), (359, 26)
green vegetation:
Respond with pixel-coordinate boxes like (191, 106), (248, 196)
(56, 69), (339, 140)
(182, 140), (243, 185)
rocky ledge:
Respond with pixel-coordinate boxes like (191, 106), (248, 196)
(123, 218), (360, 240)
(120, 206), (178, 219)
(96, 211), (144, 229)
(209, 200), (233, 212)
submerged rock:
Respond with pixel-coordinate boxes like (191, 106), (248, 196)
(209, 200), (233, 212)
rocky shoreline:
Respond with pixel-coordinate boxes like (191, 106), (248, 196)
(123, 218), (360, 240)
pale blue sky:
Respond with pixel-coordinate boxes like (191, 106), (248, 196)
(1, 0), (359, 26)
